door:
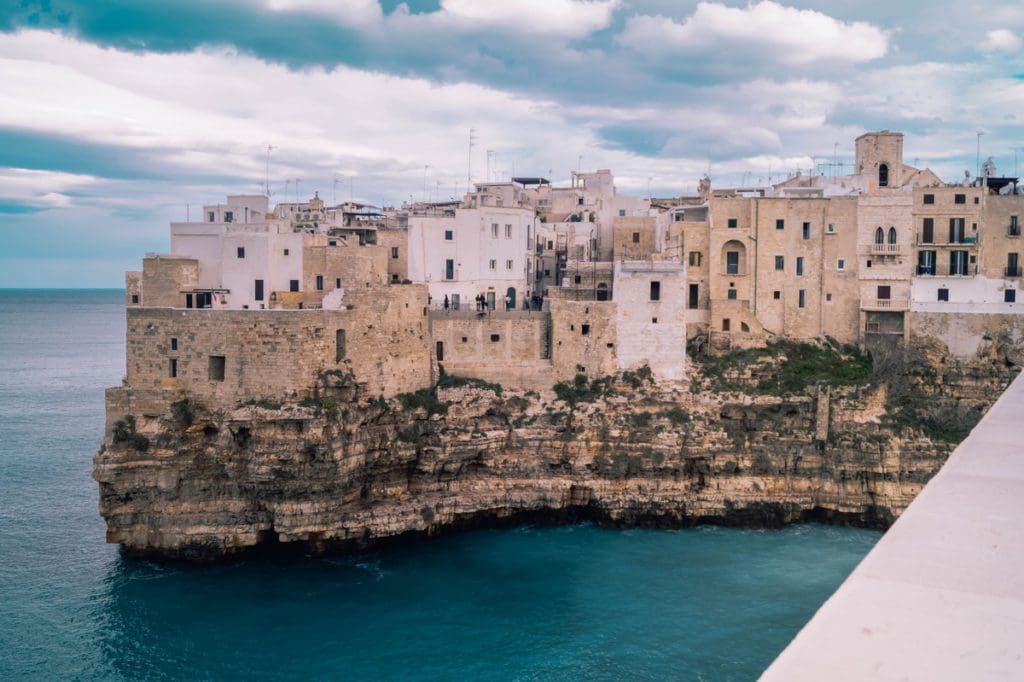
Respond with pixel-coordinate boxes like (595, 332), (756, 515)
(254, 279), (264, 302)
(445, 259), (454, 280)
(436, 341), (444, 362)
(506, 287), (516, 310)
(922, 218), (934, 244)
(949, 218), (965, 243)
(688, 284), (699, 309)
(1009, 253), (1020, 277)
(486, 291), (496, 310)
(951, 250), (968, 276)
(451, 294), (460, 311)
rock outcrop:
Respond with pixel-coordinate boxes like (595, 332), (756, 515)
(93, 346), (1017, 561)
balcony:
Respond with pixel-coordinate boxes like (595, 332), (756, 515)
(1006, 266), (1023, 278)
(868, 243), (903, 255)
(721, 268), (747, 277)
(915, 236), (977, 247)
(862, 298), (909, 311)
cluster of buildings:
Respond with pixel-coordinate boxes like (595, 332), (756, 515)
(118, 131), (1024, 409)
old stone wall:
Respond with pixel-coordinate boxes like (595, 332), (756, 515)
(141, 256), (199, 308)
(430, 311), (547, 366)
(124, 284), (431, 407)
(613, 216), (657, 260)
(376, 229), (409, 284)
(550, 299), (617, 380)
(614, 262), (686, 380)
(302, 238), (388, 307)
(910, 311), (1024, 359)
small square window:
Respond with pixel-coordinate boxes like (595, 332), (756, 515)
(826, 293), (832, 302)
(727, 289), (737, 300)
(632, 232), (640, 244)
(224, 211), (233, 223)
(727, 218), (738, 228)
(837, 259), (845, 271)
(391, 247), (399, 258)
(237, 247), (245, 258)
(773, 291), (781, 300)
(954, 193), (966, 204)
(1006, 289), (1017, 303)
(923, 194), (935, 205)
(283, 248), (290, 255)
(329, 240), (337, 246)
(938, 288), (949, 301)
(826, 223), (836, 234)
(581, 324), (590, 336)
(776, 219), (785, 230)
(170, 337), (178, 351)
(131, 294), (139, 304)
(444, 230), (453, 241)
(289, 280), (299, 292)
(774, 255), (784, 271)
(619, 209), (626, 217)
(574, 275), (581, 284)
(490, 334), (500, 342)
(461, 337), (468, 343)
(652, 317), (658, 324)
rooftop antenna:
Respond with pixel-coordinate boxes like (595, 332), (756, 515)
(265, 145), (275, 197)
(467, 128), (477, 193)
(333, 175), (341, 204)
(422, 165), (430, 203)
(486, 150), (494, 182)
(833, 142), (838, 179)
(977, 131), (985, 182)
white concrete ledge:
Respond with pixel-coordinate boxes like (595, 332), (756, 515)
(761, 370), (1024, 681)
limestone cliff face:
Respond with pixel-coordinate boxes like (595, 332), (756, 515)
(93, 348), (1016, 560)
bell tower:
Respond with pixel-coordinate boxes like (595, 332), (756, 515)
(855, 131), (904, 190)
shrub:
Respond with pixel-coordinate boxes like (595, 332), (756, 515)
(111, 415), (149, 451)
(397, 387), (448, 416)
(170, 398), (196, 427)
(553, 373), (615, 407)
(659, 406), (689, 426)
(437, 371), (504, 396)
(237, 398), (282, 410)
(300, 396), (340, 420)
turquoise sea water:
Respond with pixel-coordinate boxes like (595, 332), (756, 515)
(0, 289), (880, 681)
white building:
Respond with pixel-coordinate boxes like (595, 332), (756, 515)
(613, 260), (687, 381)
(407, 200), (535, 310)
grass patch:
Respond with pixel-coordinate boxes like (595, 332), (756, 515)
(237, 398), (282, 410)
(396, 387), (449, 416)
(300, 396), (339, 420)
(553, 373), (616, 408)
(437, 370), (504, 396)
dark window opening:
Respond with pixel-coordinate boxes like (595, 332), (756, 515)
(391, 247), (399, 258)
(722, 318), (731, 332)
(632, 232), (640, 244)
(316, 275), (324, 291)
(284, 248), (289, 255)
(574, 275), (581, 284)
(688, 284), (699, 309)
(796, 257), (804, 276)
(289, 280), (299, 292)
(879, 163), (889, 187)
(774, 255), (784, 271)
(1006, 289), (1017, 303)
(237, 247), (245, 258)
(445, 259), (455, 280)
(798, 289), (806, 308)
(490, 334), (500, 342)
(776, 219), (785, 230)
(922, 218), (934, 244)
(649, 281), (660, 301)
(773, 290), (781, 300)
(888, 227), (897, 244)
(923, 194), (935, 205)
(651, 317), (658, 324)
(335, 278), (341, 288)
(329, 240), (337, 246)
(131, 294), (139, 304)
(336, 330), (346, 362)
(938, 288), (949, 301)
(877, 285), (891, 300)
(954, 193), (966, 204)
(802, 222), (810, 240)
(169, 358), (177, 378)
(727, 218), (738, 228)
(581, 324), (590, 336)
(186, 294), (194, 308)
(435, 341), (444, 362)
(740, 322), (750, 332)
(170, 337), (178, 351)
(208, 355), (225, 382)
(255, 279), (264, 301)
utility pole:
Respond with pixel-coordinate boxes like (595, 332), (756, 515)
(467, 128), (477, 193)
(422, 165), (430, 203)
(833, 142), (838, 179)
(265, 145), (274, 197)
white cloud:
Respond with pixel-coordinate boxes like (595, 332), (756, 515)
(618, 1), (889, 65)
(262, 0), (382, 26)
(439, 0), (620, 38)
(980, 29), (1022, 54)
(0, 167), (102, 208)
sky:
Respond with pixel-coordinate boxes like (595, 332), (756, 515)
(1, 0), (1023, 287)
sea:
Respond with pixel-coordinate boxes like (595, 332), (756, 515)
(0, 289), (880, 681)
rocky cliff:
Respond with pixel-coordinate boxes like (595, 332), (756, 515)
(93, 342), (1018, 560)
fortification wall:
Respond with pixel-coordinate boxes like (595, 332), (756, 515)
(376, 229), (409, 284)
(141, 256), (198, 308)
(430, 312), (547, 366)
(124, 284), (431, 407)
(550, 299), (617, 380)
(910, 311), (1024, 359)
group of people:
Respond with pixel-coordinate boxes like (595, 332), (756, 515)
(438, 293), (540, 313)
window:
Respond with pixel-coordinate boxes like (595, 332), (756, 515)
(652, 317), (658, 324)
(335, 330), (346, 361)
(937, 288), (949, 302)
(574, 275), (581, 284)
(207, 211), (215, 222)
(773, 290), (781, 300)
(688, 284), (699, 309)
(436, 341), (444, 362)
(837, 259), (845, 271)
(445, 259), (455, 280)
(1008, 253), (1020, 277)
(796, 257), (804, 276)
(826, 293), (832, 302)
(1006, 289), (1017, 303)
(444, 230), (453, 241)
(726, 251), (740, 275)
(888, 227), (897, 244)
(689, 251), (702, 267)
(289, 279), (299, 292)
(490, 334), (500, 342)
(619, 209), (626, 217)
(875, 227), (884, 244)
(798, 290), (806, 308)
(923, 194), (935, 205)
(255, 279), (264, 301)
(316, 275), (324, 291)
(284, 248), (290, 256)
(878, 163), (889, 187)
(802, 222), (810, 240)
(391, 274), (399, 282)
(491, 223), (498, 238)
(547, 240), (553, 249)
(208, 356), (226, 382)
(581, 324), (590, 336)
(974, 196), (980, 205)
(949, 218), (966, 244)
(237, 247), (245, 258)
(544, 269), (551, 277)
(826, 223), (836, 234)
(776, 219), (785, 230)
(954, 193), (966, 204)
(1012, 216), (1020, 236)
(224, 211), (234, 223)
(950, 250), (969, 276)
(632, 232), (640, 244)
(918, 251), (936, 276)
(506, 259), (513, 270)
(674, 213), (684, 221)
(722, 318), (731, 332)
(877, 285), (891, 300)
(131, 294), (139, 304)
(775, 255), (785, 271)
(922, 218), (934, 244)
(505, 224), (512, 238)
(329, 240), (337, 247)
(489, 259), (496, 270)
(391, 247), (399, 258)
(170, 337), (178, 351)
(335, 278), (341, 288)
(727, 218), (738, 228)
(578, 197), (584, 206)
(650, 281), (661, 301)
(461, 336), (468, 343)
(727, 288), (737, 300)
(866, 259), (872, 268)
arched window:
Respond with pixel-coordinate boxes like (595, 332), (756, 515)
(875, 227), (884, 244)
(879, 163), (889, 187)
(888, 227), (897, 244)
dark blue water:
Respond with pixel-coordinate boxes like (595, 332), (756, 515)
(0, 289), (880, 681)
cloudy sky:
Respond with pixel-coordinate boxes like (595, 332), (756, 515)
(1, 0), (1023, 286)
